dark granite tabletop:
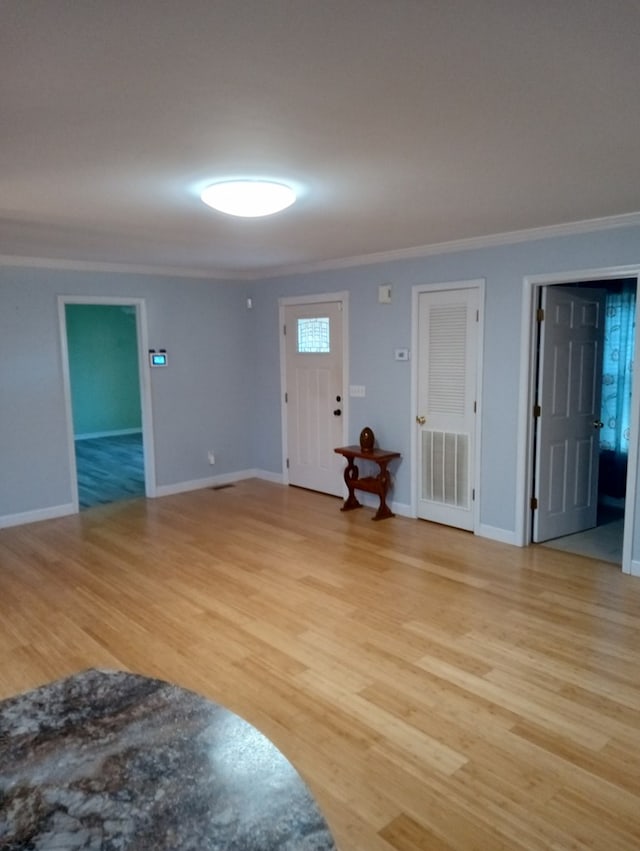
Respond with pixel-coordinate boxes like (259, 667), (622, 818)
(0, 669), (337, 850)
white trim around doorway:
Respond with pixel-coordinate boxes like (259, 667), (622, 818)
(516, 265), (640, 575)
(57, 295), (157, 512)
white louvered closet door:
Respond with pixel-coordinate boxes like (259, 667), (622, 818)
(416, 287), (479, 530)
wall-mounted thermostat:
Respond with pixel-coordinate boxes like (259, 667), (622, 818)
(149, 350), (168, 367)
(378, 284), (392, 304)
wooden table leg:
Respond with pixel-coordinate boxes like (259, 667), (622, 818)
(341, 457), (362, 511)
(372, 460), (395, 521)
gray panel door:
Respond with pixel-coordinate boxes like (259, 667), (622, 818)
(533, 286), (605, 542)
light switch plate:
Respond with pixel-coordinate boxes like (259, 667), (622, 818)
(349, 385), (366, 397)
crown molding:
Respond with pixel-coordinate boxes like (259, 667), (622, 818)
(2, 211), (640, 282)
(256, 211), (640, 279)
(0, 255), (232, 280)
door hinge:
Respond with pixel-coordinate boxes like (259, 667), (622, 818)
(530, 496), (538, 510)
(536, 308), (545, 322)
(472, 488), (476, 501)
(533, 404), (541, 418)
(286, 458), (290, 469)
(473, 401), (477, 413)
(476, 309), (479, 322)
(284, 391), (288, 403)
(283, 323), (286, 335)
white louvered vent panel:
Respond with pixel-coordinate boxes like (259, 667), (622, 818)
(422, 430), (470, 508)
(428, 304), (467, 415)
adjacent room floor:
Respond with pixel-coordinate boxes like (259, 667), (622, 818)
(541, 502), (625, 564)
(75, 433), (145, 509)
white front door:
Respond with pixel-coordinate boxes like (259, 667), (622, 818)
(283, 300), (345, 496)
(416, 286), (480, 530)
(533, 286), (606, 542)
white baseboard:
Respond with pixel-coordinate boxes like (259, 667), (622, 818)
(0, 471), (284, 527)
(628, 559), (640, 577)
(154, 471), (252, 497)
(351, 492), (413, 518)
(347, 501), (521, 540)
(476, 523), (520, 546)
(390, 500), (413, 518)
(75, 428), (142, 440)
(154, 468), (284, 498)
(0, 502), (76, 529)
(254, 469), (285, 485)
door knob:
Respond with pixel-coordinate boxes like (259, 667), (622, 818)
(593, 420), (604, 429)
(416, 415), (426, 425)
(333, 409), (342, 416)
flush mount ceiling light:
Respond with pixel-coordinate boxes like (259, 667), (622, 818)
(200, 180), (297, 217)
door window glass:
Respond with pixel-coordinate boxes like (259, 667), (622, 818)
(297, 317), (330, 353)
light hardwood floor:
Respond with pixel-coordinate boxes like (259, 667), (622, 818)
(1, 479), (640, 850)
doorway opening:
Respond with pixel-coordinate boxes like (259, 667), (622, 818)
(523, 273), (638, 567)
(58, 297), (156, 512)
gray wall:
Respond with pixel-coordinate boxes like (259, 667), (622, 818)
(247, 224), (640, 555)
(0, 268), (253, 517)
(2, 222), (640, 562)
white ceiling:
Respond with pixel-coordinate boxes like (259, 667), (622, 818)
(3, 0), (640, 279)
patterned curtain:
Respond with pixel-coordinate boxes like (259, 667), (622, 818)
(600, 284), (636, 455)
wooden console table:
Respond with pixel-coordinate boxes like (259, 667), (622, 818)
(334, 445), (401, 520)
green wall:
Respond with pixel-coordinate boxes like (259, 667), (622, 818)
(66, 305), (142, 437)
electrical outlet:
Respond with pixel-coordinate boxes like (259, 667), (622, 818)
(207, 451), (215, 465)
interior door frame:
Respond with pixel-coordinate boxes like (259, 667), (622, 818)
(278, 291), (349, 486)
(516, 265), (640, 574)
(58, 295), (157, 512)
(410, 279), (485, 529)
